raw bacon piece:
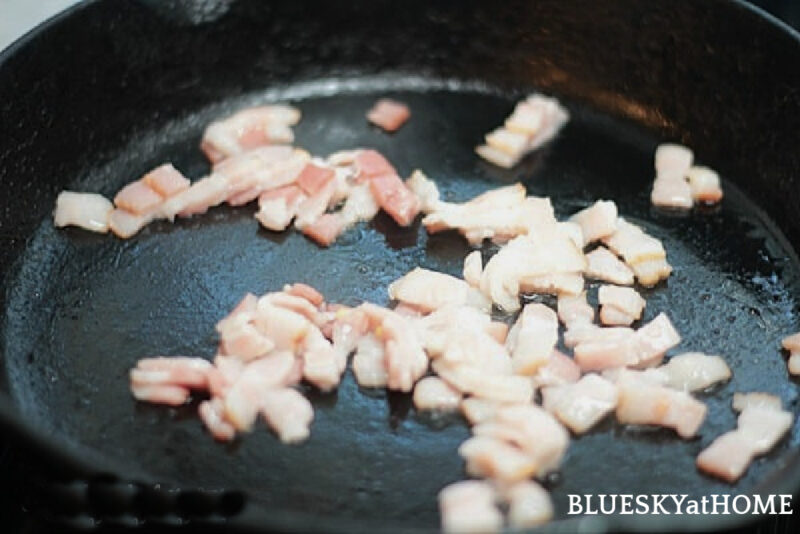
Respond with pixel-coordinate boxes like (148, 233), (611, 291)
(697, 395), (792, 482)
(557, 291), (594, 326)
(413, 376), (462, 412)
(433, 360), (532, 404)
(255, 185), (307, 231)
(732, 392), (782, 412)
(584, 246), (635, 285)
(531, 350), (582, 389)
(459, 435), (538, 483)
(381, 312), (429, 393)
(490, 404), (569, 476)
(781, 332), (800, 376)
(369, 172), (421, 226)
(261, 388), (314, 444)
(340, 182), (380, 225)
(518, 272), (583, 296)
(216, 146), (308, 206)
(302, 213), (346, 247)
(658, 352), (731, 391)
(541, 373), (618, 433)
(131, 384), (190, 406)
(438, 481), (503, 534)
(423, 184), (556, 245)
(301, 328), (342, 391)
(352, 333), (388, 388)
(569, 200), (618, 245)
(389, 268), (489, 313)
(655, 143), (693, 178)
(114, 180), (164, 215)
(598, 285), (646, 325)
(603, 218), (667, 265)
(354, 149), (397, 180)
(161, 174), (230, 219)
(574, 313), (680, 371)
(198, 398), (236, 442)
(616, 376), (706, 438)
(505, 303), (558, 375)
(406, 170), (440, 213)
(479, 233), (585, 312)
(132, 357), (213, 389)
(295, 163), (335, 196)
(293, 175), (338, 229)
(477, 93), (569, 168)
(367, 98), (410, 132)
(630, 257), (673, 287)
(201, 105), (300, 163)
(460, 397), (505, 426)
(53, 192), (113, 233)
(505, 481), (553, 529)
(651, 176), (693, 209)
(142, 164), (191, 198)
(686, 166), (723, 204)
(108, 209), (153, 238)
(284, 283), (325, 308)
(463, 251), (483, 288)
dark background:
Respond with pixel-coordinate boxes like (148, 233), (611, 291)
(1, 1), (799, 532)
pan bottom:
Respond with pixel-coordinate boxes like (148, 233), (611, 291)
(3, 78), (799, 528)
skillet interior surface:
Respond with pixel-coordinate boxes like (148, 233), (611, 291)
(2, 0), (800, 531)
(3, 80), (800, 529)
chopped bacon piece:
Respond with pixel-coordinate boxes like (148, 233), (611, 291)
(406, 170), (440, 214)
(108, 209), (153, 239)
(460, 397), (504, 426)
(369, 172), (420, 226)
(438, 481), (503, 534)
(459, 435), (538, 483)
(686, 166), (723, 204)
(602, 218), (671, 286)
(569, 200), (618, 245)
(505, 481), (553, 529)
(433, 360), (532, 404)
(261, 388), (314, 444)
(598, 285), (645, 326)
(557, 291), (594, 326)
(142, 164), (190, 198)
(541, 373), (618, 433)
(505, 303), (558, 375)
(352, 333), (387, 388)
(531, 350), (581, 389)
(732, 392), (782, 413)
(340, 182), (380, 226)
(651, 176), (693, 209)
(132, 357), (212, 389)
(655, 143), (694, 179)
(477, 93), (569, 168)
(616, 376), (706, 438)
(302, 213), (346, 247)
(697, 395), (792, 482)
(463, 250), (483, 288)
(284, 283), (325, 307)
(161, 174), (230, 219)
(201, 105), (300, 163)
(198, 398), (236, 442)
(585, 246), (635, 285)
(295, 163), (335, 196)
(423, 184), (556, 245)
(301, 328), (342, 391)
(780, 332), (800, 376)
(354, 149), (397, 180)
(367, 98), (410, 132)
(413, 376), (462, 412)
(389, 267), (489, 313)
(114, 180), (164, 215)
(53, 192), (113, 233)
(255, 185), (307, 231)
(131, 384), (190, 406)
(658, 352), (731, 391)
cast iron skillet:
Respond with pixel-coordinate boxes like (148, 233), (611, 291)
(1, 0), (800, 531)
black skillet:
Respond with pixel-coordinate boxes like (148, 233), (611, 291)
(1, 0), (800, 531)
